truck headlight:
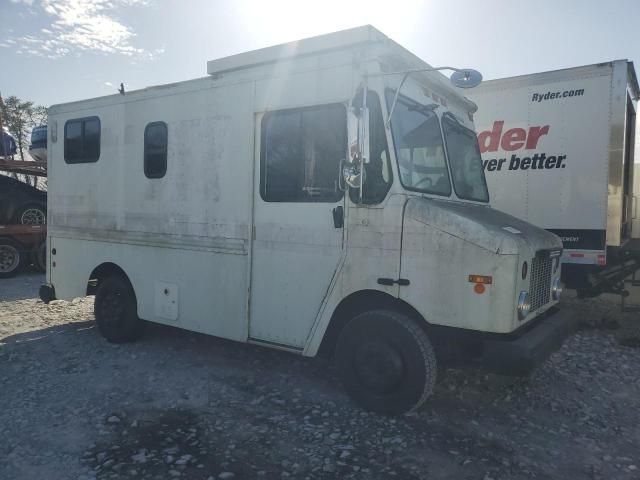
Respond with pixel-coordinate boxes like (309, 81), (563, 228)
(517, 291), (530, 320)
(552, 278), (563, 300)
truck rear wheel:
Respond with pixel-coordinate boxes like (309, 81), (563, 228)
(0, 239), (23, 278)
(334, 310), (437, 415)
(94, 275), (144, 343)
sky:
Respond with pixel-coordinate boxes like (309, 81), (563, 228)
(1, 0), (639, 108)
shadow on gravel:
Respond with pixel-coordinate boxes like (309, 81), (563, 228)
(563, 295), (640, 348)
(1, 320), (95, 346)
(83, 408), (225, 479)
(0, 272), (45, 302)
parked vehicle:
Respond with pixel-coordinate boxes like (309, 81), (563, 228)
(467, 61), (639, 300)
(29, 125), (47, 163)
(40, 26), (569, 414)
(0, 175), (47, 225)
(0, 224), (47, 277)
(0, 175), (47, 277)
(0, 127), (17, 157)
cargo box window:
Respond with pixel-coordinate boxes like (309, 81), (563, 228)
(144, 121), (168, 178)
(261, 104), (345, 202)
(64, 116), (100, 163)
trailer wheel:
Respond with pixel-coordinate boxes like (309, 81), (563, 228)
(94, 275), (144, 343)
(32, 241), (47, 273)
(0, 239), (23, 278)
(334, 310), (437, 415)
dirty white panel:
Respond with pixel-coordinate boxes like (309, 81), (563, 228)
(49, 236), (248, 342)
(154, 281), (178, 321)
(49, 80), (254, 242)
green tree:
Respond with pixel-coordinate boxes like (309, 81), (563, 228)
(0, 95), (48, 188)
(0, 95), (48, 162)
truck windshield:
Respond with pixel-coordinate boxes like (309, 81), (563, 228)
(385, 91), (451, 196)
(441, 113), (489, 202)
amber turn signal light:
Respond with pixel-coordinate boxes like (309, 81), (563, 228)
(468, 275), (492, 284)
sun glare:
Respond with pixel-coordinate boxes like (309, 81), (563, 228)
(233, 0), (424, 47)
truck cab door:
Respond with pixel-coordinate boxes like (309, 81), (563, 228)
(249, 104), (346, 349)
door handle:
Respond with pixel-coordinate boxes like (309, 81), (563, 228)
(332, 206), (344, 229)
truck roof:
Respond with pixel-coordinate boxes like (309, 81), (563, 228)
(206, 24), (476, 112)
(206, 25), (387, 76)
(471, 60), (639, 100)
(50, 25), (477, 115)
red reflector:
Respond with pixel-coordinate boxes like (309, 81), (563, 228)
(570, 253), (585, 258)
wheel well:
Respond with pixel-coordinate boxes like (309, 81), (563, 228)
(14, 201), (46, 216)
(86, 262), (131, 295)
(318, 290), (428, 358)
(17, 201), (46, 210)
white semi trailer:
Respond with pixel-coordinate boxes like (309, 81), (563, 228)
(40, 26), (568, 414)
(468, 61), (639, 303)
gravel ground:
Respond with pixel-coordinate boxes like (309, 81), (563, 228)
(1, 273), (639, 480)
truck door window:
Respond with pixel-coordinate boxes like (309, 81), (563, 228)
(385, 91), (451, 196)
(260, 104), (345, 202)
(144, 121), (168, 179)
(349, 91), (393, 204)
(64, 116), (100, 164)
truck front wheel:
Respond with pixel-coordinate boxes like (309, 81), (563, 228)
(94, 275), (144, 343)
(334, 310), (437, 415)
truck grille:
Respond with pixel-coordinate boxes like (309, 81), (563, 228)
(529, 256), (552, 312)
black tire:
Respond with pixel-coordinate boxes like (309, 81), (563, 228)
(32, 240), (47, 273)
(14, 203), (47, 225)
(334, 310), (437, 415)
(0, 239), (23, 278)
(94, 275), (144, 343)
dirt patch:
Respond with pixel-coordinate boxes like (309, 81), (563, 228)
(83, 409), (222, 479)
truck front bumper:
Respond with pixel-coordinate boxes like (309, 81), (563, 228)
(482, 307), (574, 376)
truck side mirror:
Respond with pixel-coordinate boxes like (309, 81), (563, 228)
(347, 105), (370, 165)
(345, 102), (369, 195)
(342, 159), (366, 189)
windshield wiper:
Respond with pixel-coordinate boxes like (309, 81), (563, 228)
(408, 103), (439, 113)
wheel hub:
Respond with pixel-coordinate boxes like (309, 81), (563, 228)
(20, 208), (46, 225)
(354, 340), (405, 393)
(0, 245), (19, 272)
(99, 291), (125, 327)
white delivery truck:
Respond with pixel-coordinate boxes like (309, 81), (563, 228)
(40, 26), (568, 414)
(468, 61), (639, 303)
